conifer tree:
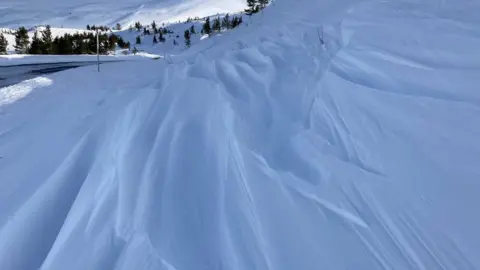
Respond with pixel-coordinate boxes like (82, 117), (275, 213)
(108, 34), (118, 51)
(51, 37), (59, 54)
(73, 34), (86, 54)
(28, 31), (43, 54)
(151, 21), (157, 31)
(184, 30), (191, 47)
(136, 36), (141, 44)
(115, 23), (122, 30)
(222, 14), (231, 29)
(202, 17), (212, 35)
(117, 36), (127, 48)
(0, 33), (8, 55)
(212, 17), (221, 32)
(135, 22), (142, 31)
(87, 24), (91, 30)
(231, 17), (239, 28)
(56, 35), (66, 54)
(41, 25), (53, 54)
(245, 0), (257, 15)
(232, 16), (243, 28)
(153, 34), (158, 44)
(190, 25), (196, 34)
(158, 32), (166, 43)
(14, 27), (29, 54)
(86, 33), (97, 53)
(60, 33), (74, 54)
(259, 0), (269, 9)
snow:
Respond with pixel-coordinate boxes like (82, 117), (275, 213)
(0, 0), (245, 29)
(0, 76), (53, 106)
(1, 0), (480, 269)
(0, 54), (160, 66)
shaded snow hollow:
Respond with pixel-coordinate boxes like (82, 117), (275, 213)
(1, 0), (480, 269)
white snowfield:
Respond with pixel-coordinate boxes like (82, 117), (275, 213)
(1, 0), (480, 269)
(0, 54), (160, 66)
(0, 0), (245, 29)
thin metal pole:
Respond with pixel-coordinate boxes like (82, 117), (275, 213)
(96, 29), (100, 72)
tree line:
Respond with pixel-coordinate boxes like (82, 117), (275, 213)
(133, 14), (243, 48)
(0, 10), (250, 55)
(0, 25), (130, 55)
(200, 14), (243, 37)
(86, 25), (111, 31)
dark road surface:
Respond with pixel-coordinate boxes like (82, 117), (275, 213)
(0, 62), (112, 88)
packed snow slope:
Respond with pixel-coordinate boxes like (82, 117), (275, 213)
(0, 0), (245, 29)
(1, 0), (480, 269)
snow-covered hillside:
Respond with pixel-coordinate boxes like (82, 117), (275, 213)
(0, 0), (245, 29)
(1, 0), (480, 269)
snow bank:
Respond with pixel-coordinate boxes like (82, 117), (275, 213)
(0, 76), (53, 106)
(0, 54), (160, 66)
(1, 0), (480, 269)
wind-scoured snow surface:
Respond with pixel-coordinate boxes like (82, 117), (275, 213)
(1, 0), (480, 269)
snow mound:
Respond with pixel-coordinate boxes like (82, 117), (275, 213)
(0, 76), (53, 106)
(1, 0), (480, 269)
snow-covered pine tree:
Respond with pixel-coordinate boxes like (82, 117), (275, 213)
(135, 22), (142, 31)
(159, 32), (166, 43)
(41, 25), (53, 54)
(259, 0), (269, 9)
(117, 35), (126, 48)
(212, 17), (221, 32)
(222, 14), (231, 29)
(184, 30), (191, 47)
(245, 0), (257, 15)
(28, 31), (43, 54)
(202, 17), (212, 35)
(0, 33), (8, 55)
(72, 34), (86, 54)
(14, 27), (29, 54)
(136, 36), (141, 44)
(107, 34), (117, 51)
(231, 17), (239, 28)
(190, 25), (196, 34)
(153, 34), (158, 44)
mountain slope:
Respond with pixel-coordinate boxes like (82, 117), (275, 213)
(1, 0), (480, 269)
(0, 0), (245, 29)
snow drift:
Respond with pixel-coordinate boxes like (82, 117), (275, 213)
(1, 0), (480, 269)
